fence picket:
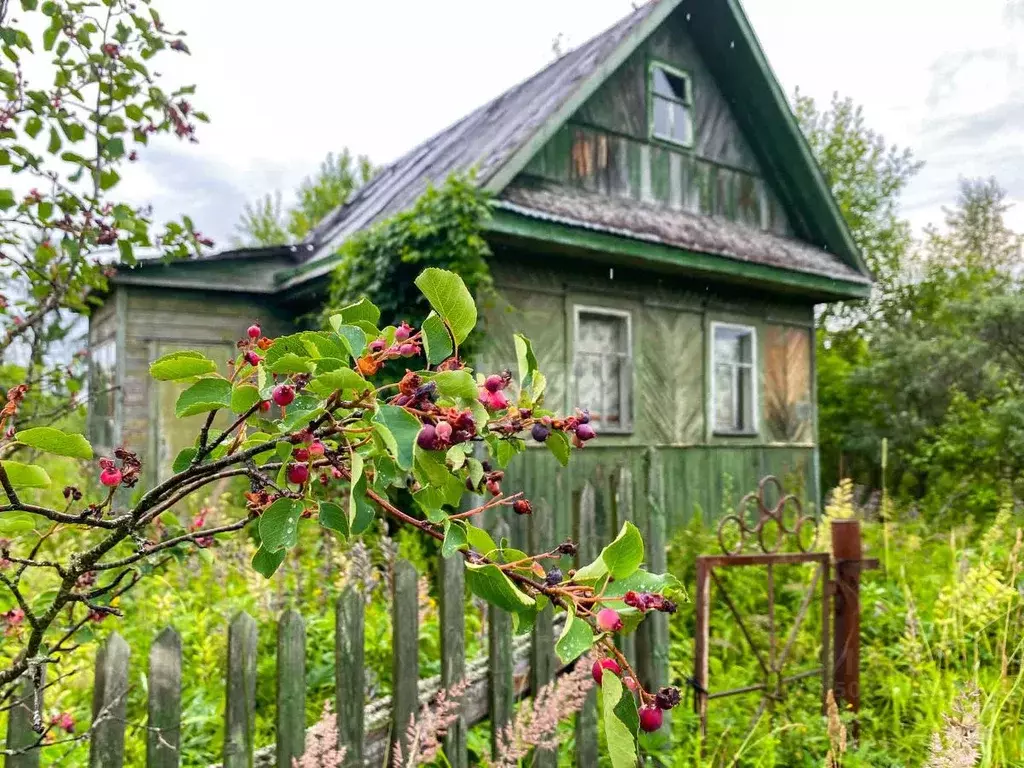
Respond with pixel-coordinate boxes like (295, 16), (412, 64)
(336, 587), (365, 766)
(276, 609), (306, 768)
(392, 558), (419, 762)
(147, 627), (182, 768)
(574, 483), (599, 766)
(529, 506), (557, 768)
(488, 520), (514, 760)
(89, 632), (129, 768)
(639, 449), (670, 696)
(5, 672), (41, 768)
(615, 466), (637, 668)
(222, 612), (257, 768)
(439, 553), (467, 768)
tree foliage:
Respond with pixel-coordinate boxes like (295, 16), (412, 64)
(233, 149), (375, 246)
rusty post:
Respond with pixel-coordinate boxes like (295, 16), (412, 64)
(831, 518), (862, 736)
(693, 557), (711, 742)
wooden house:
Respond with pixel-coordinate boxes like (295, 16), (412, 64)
(88, 0), (870, 535)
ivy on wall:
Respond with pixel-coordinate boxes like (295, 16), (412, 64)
(326, 174), (494, 360)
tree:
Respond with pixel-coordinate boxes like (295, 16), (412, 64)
(0, 269), (681, 761)
(0, 0), (208, 437)
(233, 149), (375, 246)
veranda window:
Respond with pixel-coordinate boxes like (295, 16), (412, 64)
(573, 307), (632, 432)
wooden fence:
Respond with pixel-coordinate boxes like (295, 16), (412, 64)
(4, 475), (671, 768)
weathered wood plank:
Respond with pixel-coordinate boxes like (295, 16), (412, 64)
(438, 553), (467, 768)
(147, 627), (182, 768)
(223, 612), (257, 768)
(336, 587), (365, 766)
(276, 609), (306, 768)
(529, 510), (557, 768)
(488, 520), (514, 760)
(89, 632), (129, 768)
(391, 559), (419, 761)
(574, 483), (599, 767)
(5, 673), (41, 768)
(615, 467), (637, 669)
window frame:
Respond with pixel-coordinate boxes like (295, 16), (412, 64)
(709, 321), (759, 437)
(87, 337), (118, 451)
(647, 59), (695, 150)
(572, 305), (634, 435)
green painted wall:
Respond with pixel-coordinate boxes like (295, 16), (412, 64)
(482, 250), (819, 533)
(519, 6), (794, 237)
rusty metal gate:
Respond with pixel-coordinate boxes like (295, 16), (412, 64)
(692, 476), (831, 739)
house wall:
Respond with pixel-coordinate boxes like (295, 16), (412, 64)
(481, 250), (817, 544)
(88, 286), (293, 484)
(520, 8), (795, 237)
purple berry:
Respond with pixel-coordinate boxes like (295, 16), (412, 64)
(484, 374), (503, 393)
(531, 423), (550, 443)
(576, 422), (596, 442)
(416, 423), (437, 450)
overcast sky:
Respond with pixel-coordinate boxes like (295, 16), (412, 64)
(121, 0), (1024, 248)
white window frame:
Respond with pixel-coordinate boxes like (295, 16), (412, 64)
(710, 321), (759, 436)
(572, 305), (634, 434)
(648, 61), (695, 149)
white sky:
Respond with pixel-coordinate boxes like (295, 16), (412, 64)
(120, 0), (1024, 247)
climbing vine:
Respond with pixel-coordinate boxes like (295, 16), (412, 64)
(326, 174), (494, 361)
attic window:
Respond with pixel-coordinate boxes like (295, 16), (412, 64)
(649, 62), (694, 148)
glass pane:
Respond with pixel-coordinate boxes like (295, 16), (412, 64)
(652, 66), (688, 101)
(738, 366), (753, 431)
(714, 362), (735, 431)
(602, 354), (622, 424)
(88, 340), (117, 448)
(737, 331), (752, 364)
(714, 327), (739, 365)
(671, 103), (693, 146)
(653, 97), (672, 140)
(578, 312), (627, 354)
(574, 352), (604, 418)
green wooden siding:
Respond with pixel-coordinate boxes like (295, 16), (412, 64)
(520, 6), (796, 238)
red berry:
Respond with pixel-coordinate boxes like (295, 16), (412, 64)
(247, 324), (261, 339)
(369, 339), (385, 353)
(486, 479), (501, 496)
(639, 706), (663, 732)
(394, 323), (412, 342)
(623, 676), (639, 693)
(272, 384), (295, 407)
(293, 447), (310, 462)
(99, 467), (122, 487)
(512, 499), (533, 515)
(399, 343), (417, 357)
(308, 441), (325, 457)
(435, 422), (453, 442)
(484, 374), (503, 393)
(596, 608), (623, 633)
(591, 658), (621, 684)
(244, 351), (261, 366)
(287, 463), (309, 485)
(259, 400), (271, 412)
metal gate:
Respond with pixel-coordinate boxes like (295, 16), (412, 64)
(692, 476), (831, 739)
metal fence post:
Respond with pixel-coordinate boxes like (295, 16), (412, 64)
(831, 518), (862, 736)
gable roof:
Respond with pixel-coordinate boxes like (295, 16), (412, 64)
(286, 0), (869, 294)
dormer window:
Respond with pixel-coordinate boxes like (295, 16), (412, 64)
(649, 62), (694, 148)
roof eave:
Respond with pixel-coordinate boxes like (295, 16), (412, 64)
(486, 208), (871, 302)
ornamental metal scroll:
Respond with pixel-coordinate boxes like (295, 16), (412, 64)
(716, 475), (818, 555)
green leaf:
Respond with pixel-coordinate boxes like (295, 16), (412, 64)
(432, 370), (478, 401)
(230, 384), (261, 414)
(421, 312), (453, 365)
(467, 458), (485, 488)
(150, 351), (217, 380)
(318, 501), (347, 536)
(602, 672), (639, 768)
(268, 353), (315, 374)
(306, 367), (368, 397)
(441, 521), (468, 558)
(556, 607), (596, 664)
(172, 447), (197, 473)
(105, 136), (125, 159)
(546, 430), (570, 467)
(14, 427), (92, 459)
(334, 297), (381, 327)
(47, 127), (60, 153)
(252, 546), (286, 578)
(25, 115), (42, 139)
(446, 444), (468, 470)
(0, 461), (51, 489)
(514, 334), (539, 388)
(175, 377), (232, 418)
(258, 498), (304, 552)
(372, 405), (420, 470)
(0, 512), (36, 534)
(465, 562), (536, 614)
(574, 521), (645, 583)
(348, 452), (364, 526)
(465, 524), (497, 556)
(99, 168), (120, 191)
(328, 319), (368, 360)
(0, 189), (15, 210)
(414, 268), (477, 344)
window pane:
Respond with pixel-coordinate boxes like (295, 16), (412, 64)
(671, 103), (693, 146)
(737, 331), (752, 364)
(714, 328), (738, 364)
(737, 366), (753, 431)
(575, 310), (631, 428)
(714, 362), (735, 431)
(574, 352), (604, 419)
(578, 313), (627, 354)
(88, 340), (117, 448)
(652, 67), (688, 101)
(653, 97), (672, 141)
(602, 354), (622, 423)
